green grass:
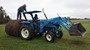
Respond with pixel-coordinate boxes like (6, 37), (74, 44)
(0, 20), (90, 50)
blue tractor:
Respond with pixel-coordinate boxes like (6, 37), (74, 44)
(18, 9), (86, 42)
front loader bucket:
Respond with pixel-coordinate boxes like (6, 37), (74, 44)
(69, 23), (86, 36)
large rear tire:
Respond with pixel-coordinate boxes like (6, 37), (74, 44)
(45, 30), (55, 43)
(19, 25), (33, 40)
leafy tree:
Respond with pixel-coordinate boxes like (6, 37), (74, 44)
(0, 6), (11, 24)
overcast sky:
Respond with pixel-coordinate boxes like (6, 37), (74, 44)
(0, 0), (90, 19)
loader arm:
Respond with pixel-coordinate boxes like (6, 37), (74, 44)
(49, 17), (71, 31)
(49, 16), (86, 36)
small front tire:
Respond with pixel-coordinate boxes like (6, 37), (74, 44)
(56, 30), (63, 38)
(45, 31), (55, 43)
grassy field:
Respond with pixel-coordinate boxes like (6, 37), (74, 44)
(0, 20), (90, 50)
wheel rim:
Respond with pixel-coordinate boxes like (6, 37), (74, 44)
(21, 28), (29, 38)
(46, 34), (52, 41)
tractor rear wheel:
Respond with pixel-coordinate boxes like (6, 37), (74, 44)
(19, 25), (33, 40)
(45, 30), (55, 43)
(56, 30), (63, 38)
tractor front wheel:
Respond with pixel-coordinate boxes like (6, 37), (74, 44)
(56, 30), (63, 38)
(19, 25), (33, 40)
(45, 30), (55, 43)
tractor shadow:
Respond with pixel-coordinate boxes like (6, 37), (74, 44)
(70, 40), (85, 45)
(56, 38), (87, 47)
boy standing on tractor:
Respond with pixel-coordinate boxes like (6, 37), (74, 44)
(17, 4), (27, 20)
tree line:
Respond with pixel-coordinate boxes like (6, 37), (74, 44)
(0, 6), (11, 24)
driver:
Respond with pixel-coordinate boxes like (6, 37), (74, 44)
(33, 14), (39, 31)
(33, 14), (38, 22)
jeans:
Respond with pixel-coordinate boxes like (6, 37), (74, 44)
(17, 11), (27, 20)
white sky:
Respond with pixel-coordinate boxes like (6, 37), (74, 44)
(0, 0), (90, 19)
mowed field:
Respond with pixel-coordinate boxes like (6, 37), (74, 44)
(0, 20), (90, 50)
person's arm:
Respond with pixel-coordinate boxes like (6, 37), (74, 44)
(24, 6), (27, 12)
(24, 7), (27, 12)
